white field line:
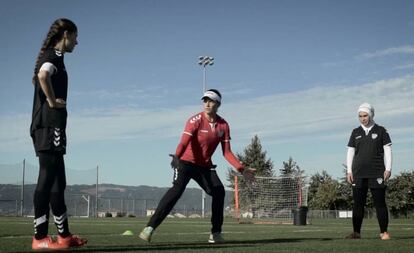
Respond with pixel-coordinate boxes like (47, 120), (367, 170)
(1, 226), (413, 240)
(0, 229), (327, 239)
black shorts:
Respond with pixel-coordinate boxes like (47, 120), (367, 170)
(32, 127), (66, 155)
(352, 178), (386, 189)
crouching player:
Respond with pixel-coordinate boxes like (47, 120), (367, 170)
(139, 89), (256, 243)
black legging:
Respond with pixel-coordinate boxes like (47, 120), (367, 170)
(352, 186), (388, 233)
(33, 152), (69, 239)
(148, 161), (225, 233)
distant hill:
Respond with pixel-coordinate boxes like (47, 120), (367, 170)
(0, 183), (234, 217)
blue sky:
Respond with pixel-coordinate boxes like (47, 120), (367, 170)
(0, 0), (413, 187)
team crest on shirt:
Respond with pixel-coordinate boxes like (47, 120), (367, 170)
(377, 178), (383, 185)
(371, 133), (378, 139)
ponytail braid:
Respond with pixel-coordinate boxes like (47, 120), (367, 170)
(32, 18), (77, 84)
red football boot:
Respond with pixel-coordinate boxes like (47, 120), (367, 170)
(32, 236), (69, 250)
(57, 234), (88, 248)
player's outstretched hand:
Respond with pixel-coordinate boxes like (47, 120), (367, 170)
(169, 154), (179, 169)
(242, 168), (256, 185)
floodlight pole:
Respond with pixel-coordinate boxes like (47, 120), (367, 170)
(20, 159), (25, 216)
(96, 165), (99, 217)
(197, 56), (214, 217)
(198, 56), (214, 93)
(201, 190), (206, 218)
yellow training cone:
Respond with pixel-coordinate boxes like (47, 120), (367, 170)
(122, 230), (134, 236)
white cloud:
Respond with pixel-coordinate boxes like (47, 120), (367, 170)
(394, 63), (414, 70)
(223, 75), (414, 142)
(71, 85), (168, 101)
(358, 45), (414, 59)
(1, 75), (414, 152)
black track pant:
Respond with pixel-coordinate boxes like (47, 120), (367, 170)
(148, 161), (225, 233)
(352, 179), (389, 234)
(33, 152), (70, 239)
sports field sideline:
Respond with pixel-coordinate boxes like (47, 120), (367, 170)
(0, 217), (413, 252)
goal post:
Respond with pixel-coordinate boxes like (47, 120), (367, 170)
(233, 175), (308, 224)
(66, 194), (90, 218)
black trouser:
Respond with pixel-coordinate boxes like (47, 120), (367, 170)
(148, 161), (225, 233)
(33, 152), (69, 239)
(352, 178), (388, 234)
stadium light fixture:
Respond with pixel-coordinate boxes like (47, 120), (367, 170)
(198, 56), (214, 92)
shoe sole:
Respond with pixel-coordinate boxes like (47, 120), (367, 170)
(139, 234), (151, 243)
(32, 246), (69, 251)
(208, 240), (224, 244)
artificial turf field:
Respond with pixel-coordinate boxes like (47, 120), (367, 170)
(0, 217), (413, 252)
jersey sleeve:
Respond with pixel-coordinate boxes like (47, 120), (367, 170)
(220, 122), (243, 171)
(36, 49), (59, 77)
(382, 128), (392, 146)
(222, 141), (243, 172)
(183, 114), (201, 137)
(175, 132), (192, 158)
(347, 129), (356, 148)
(39, 62), (57, 75)
(222, 121), (231, 143)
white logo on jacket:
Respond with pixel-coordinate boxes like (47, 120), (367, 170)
(371, 133), (378, 139)
(190, 114), (202, 124)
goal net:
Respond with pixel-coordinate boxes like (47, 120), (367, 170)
(233, 175), (308, 224)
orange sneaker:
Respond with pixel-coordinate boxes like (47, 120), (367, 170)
(32, 236), (68, 250)
(57, 234), (88, 248)
(380, 232), (391, 240)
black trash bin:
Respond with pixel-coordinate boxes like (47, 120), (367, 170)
(292, 206), (308, 225)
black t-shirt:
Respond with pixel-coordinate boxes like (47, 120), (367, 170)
(347, 124), (391, 178)
(30, 48), (68, 153)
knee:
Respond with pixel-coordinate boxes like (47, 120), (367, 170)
(168, 184), (186, 198)
(35, 180), (53, 193)
(212, 186), (225, 199)
(374, 200), (387, 209)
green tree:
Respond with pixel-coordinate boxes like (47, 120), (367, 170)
(280, 157), (302, 176)
(227, 135), (274, 188)
(308, 170), (341, 210)
(387, 171), (414, 218)
(337, 168), (353, 210)
(226, 135), (275, 216)
(278, 157), (306, 207)
(308, 170), (329, 209)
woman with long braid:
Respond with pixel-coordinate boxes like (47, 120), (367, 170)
(30, 18), (87, 250)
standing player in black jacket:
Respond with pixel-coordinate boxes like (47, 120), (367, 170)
(345, 103), (392, 240)
(30, 18), (87, 250)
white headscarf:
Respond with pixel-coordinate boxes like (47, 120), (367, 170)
(358, 102), (375, 132)
(358, 102), (374, 119)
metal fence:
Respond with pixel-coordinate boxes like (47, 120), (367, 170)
(0, 195), (206, 218)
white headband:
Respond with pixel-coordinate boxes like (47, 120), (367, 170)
(201, 90), (221, 103)
(358, 102), (374, 118)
